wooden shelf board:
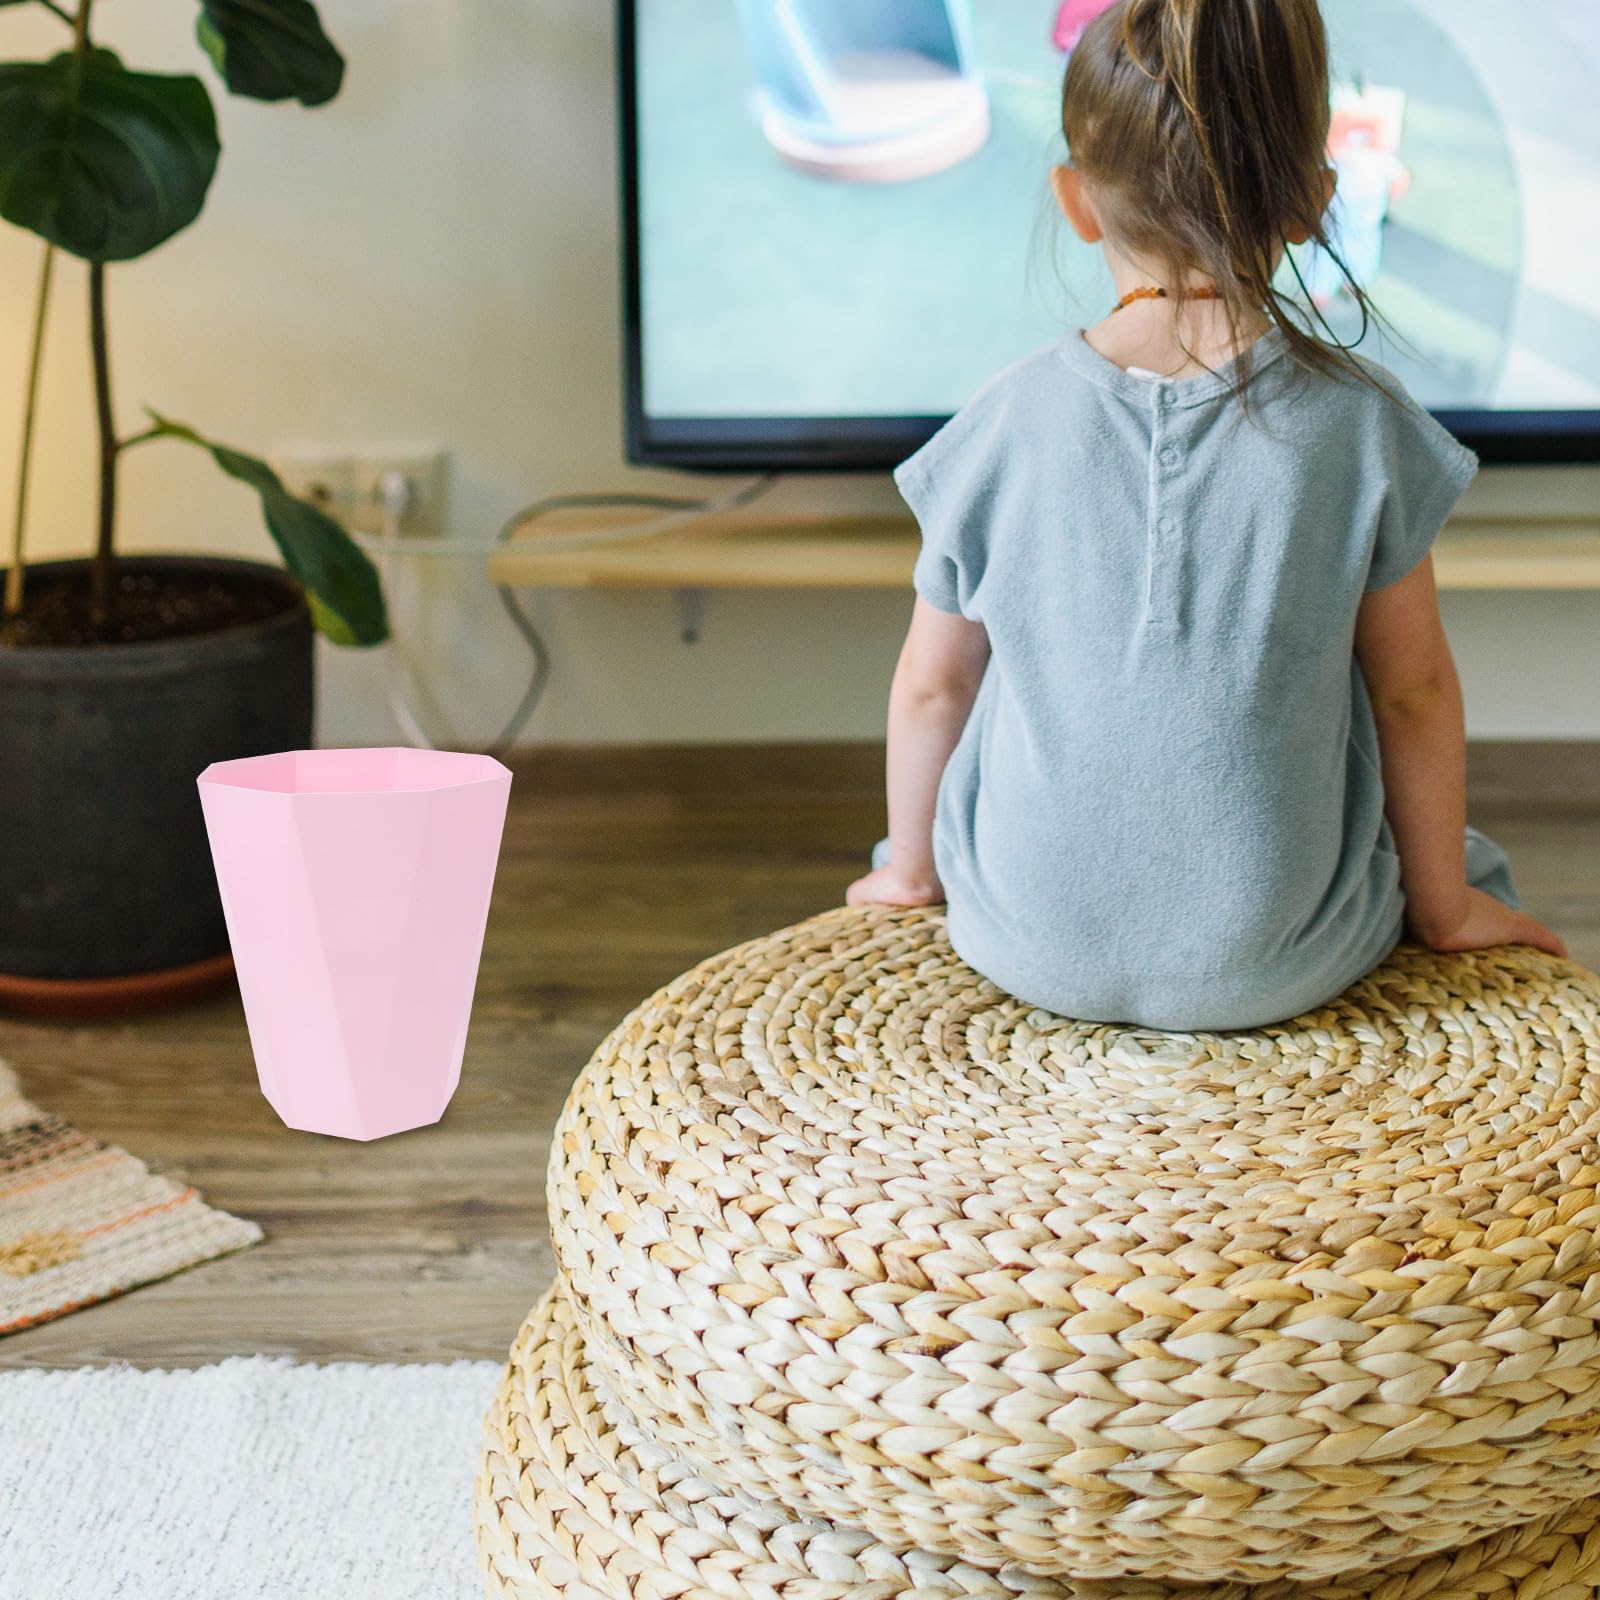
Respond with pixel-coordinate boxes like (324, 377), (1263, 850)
(489, 516), (917, 591)
(1432, 527), (1600, 591)
(488, 514), (1600, 593)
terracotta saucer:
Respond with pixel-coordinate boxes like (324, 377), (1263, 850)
(0, 952), (237, 1020)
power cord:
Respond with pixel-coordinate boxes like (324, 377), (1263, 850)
(353, 473), (776, 758)
(374, 469), (441, 751)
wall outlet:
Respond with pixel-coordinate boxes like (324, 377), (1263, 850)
(271, 444), (449, 539)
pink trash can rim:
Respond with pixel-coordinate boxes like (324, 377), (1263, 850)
(197, 746), (511, 797)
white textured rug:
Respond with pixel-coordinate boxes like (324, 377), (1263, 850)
(0, 1358), (502, 1599)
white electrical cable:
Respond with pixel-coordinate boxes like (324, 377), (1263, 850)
(353, 473), (776, 757)
(373, 469), (437, 750)
(347, 473), (775, 559)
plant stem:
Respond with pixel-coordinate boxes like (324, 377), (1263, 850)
(72, 0), (118, 625)
(116, 426), (163, 455)
(3, 245), (56, 629)
(88, 260), (117, 625)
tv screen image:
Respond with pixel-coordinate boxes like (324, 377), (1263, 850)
(623, 0), (1600, 467)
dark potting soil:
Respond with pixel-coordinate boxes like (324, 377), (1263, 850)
(1, 566), (297, 649)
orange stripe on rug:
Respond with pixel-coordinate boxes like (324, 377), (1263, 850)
(78, 1188), (199, 1239)
(0, 1148), (122, 1202)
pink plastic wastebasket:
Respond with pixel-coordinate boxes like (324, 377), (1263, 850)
(197, 747), (512, 1140)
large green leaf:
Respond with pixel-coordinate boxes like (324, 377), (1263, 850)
(196, 0), (344, 107)
(149, 414), (389, 647)
(0, 50), (219, 261)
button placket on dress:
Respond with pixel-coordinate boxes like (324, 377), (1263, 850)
(1144, 383), (1182, 632)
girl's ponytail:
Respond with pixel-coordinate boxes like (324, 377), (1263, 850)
(1063, 0), (1380, 389)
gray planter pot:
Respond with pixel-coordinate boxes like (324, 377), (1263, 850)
(0, 555), (314, 992)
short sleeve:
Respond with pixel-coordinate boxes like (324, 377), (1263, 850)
(894, 450), (963, 614)
(1364, 383), (1479, 592)
(892, 376), (1013, 618)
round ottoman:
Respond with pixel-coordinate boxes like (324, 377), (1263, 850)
(476, 1287), (1600, 1600)
(479, 905), (1600, 1595)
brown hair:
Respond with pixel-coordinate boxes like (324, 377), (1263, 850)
(1061, 0), (1379, 388)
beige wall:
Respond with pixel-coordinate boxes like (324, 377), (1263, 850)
(2, 1), (1597, 745)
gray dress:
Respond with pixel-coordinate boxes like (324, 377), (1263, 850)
(885, 324), (1518, 1031)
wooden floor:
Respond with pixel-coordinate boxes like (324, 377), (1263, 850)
(2, 742), (1597, 1370)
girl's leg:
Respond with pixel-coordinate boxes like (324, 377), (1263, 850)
(1466, 824), (1521, 910)
(871, 836), (891, 871)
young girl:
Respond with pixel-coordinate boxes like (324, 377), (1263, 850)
(847, 0), (1565, 1031)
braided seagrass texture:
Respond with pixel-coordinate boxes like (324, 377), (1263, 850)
(474, 1283), (1600, 1600)
(549, 906), (1600, 1585)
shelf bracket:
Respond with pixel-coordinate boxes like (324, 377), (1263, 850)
(674, 587), (707, 645)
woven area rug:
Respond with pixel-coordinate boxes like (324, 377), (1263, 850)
(0, 1059), (261, 1335)
(0, 1357), (500, 1598)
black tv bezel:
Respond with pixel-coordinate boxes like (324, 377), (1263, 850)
(617, 0), (1600, 472)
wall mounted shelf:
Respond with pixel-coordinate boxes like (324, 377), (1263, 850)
(487, 511), (1600, 593)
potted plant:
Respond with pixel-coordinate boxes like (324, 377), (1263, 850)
(0, 0), (389, 1017)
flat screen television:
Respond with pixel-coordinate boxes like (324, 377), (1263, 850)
(620, 0), (1600, 470)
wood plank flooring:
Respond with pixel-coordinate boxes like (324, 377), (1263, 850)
(1, 742), (1595, 1369)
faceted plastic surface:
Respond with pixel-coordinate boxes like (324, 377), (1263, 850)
(198, 748), (511, 1140)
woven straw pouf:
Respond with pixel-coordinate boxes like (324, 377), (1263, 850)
(475, 1283), (1600, 1600)
(481, 904), (1600, 1594)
